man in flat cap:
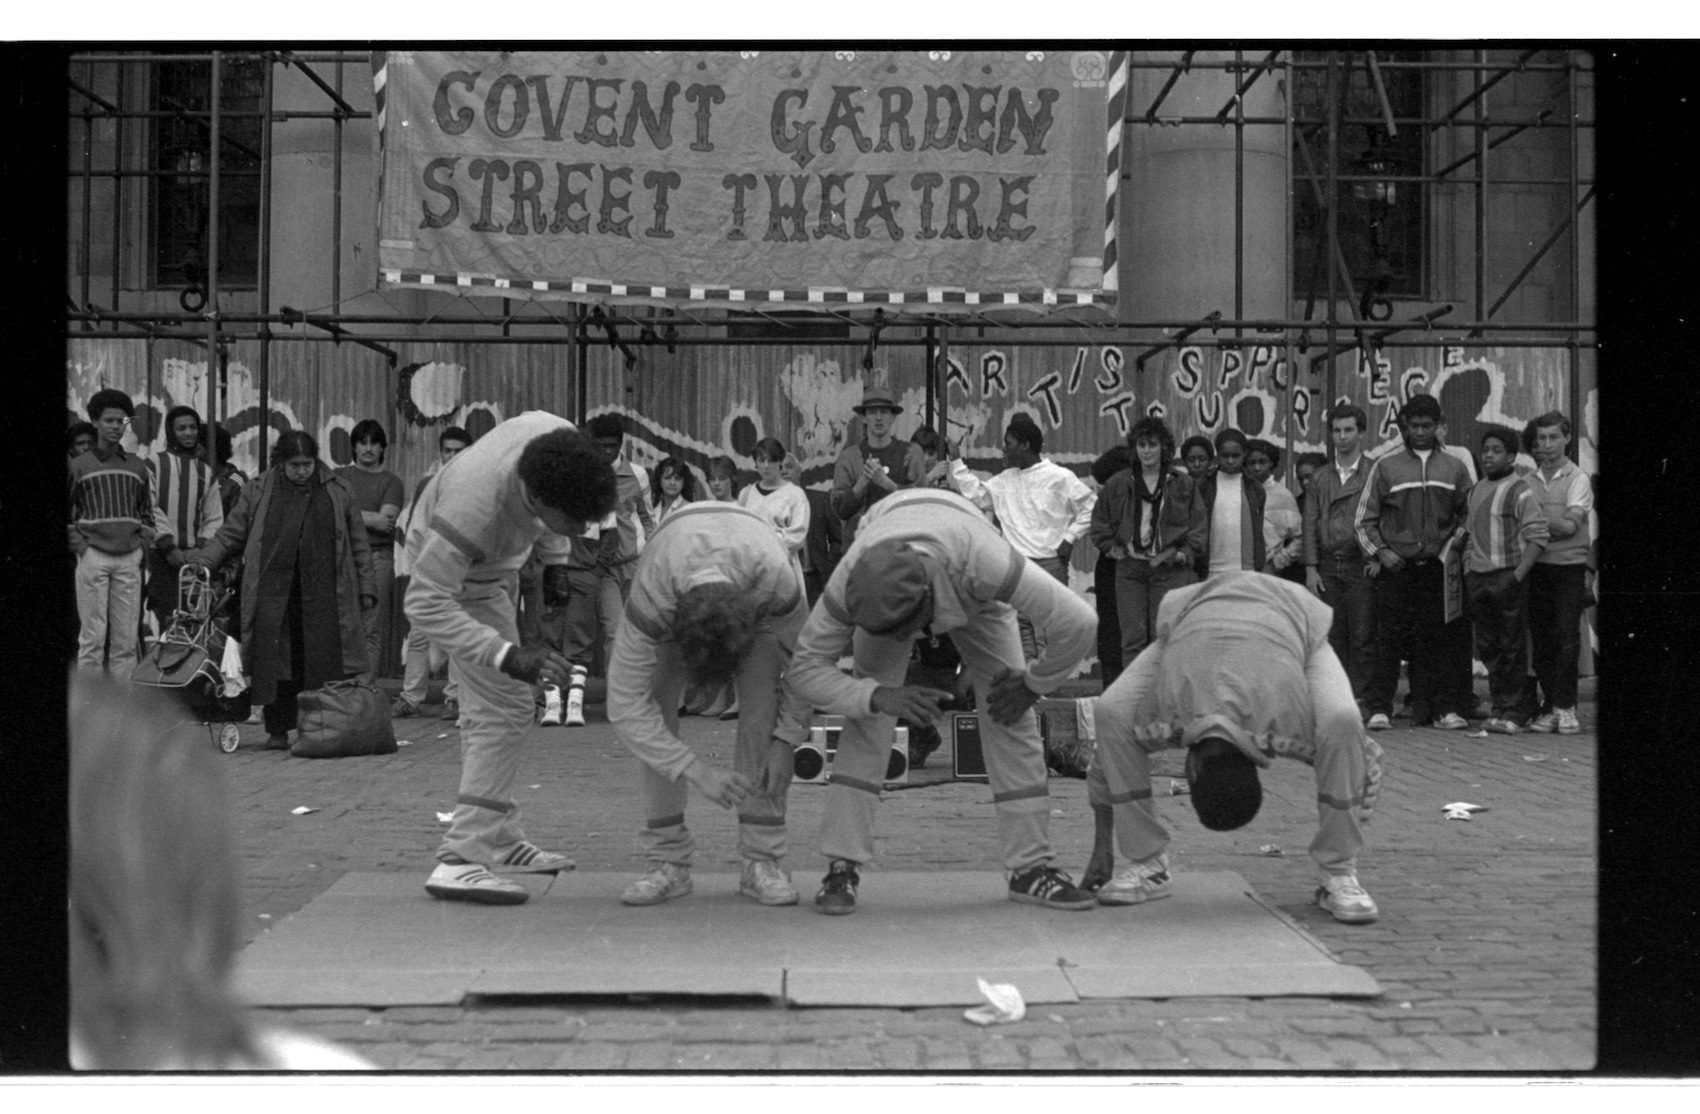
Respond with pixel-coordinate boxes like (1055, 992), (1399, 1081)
(829, 384), (927, 548)
(1083, 570), (1385, 923)
(787, 487), (1100, 914)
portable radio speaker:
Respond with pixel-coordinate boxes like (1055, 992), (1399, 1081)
(794, 719), (908, 785)
(952, 713), (988, 781)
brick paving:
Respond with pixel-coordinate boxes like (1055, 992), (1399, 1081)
(229, 676), (1596, 1073)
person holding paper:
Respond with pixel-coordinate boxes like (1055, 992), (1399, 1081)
(1352, 394), (1473, 731)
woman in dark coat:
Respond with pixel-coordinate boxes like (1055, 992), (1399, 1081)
(189, 431), (376, 751)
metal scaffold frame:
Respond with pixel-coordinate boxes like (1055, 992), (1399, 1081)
(65, 48), (1596, 471)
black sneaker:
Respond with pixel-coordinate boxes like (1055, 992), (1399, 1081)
(906, 722), (942, 769)
(1008, 864), (1097, 911)
(815, 860), (860, 915)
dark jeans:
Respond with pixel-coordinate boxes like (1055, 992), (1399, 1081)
(1094, 554), (1123, 683)
(1466, 568), (1530, 720)
(1525, 562), (1586, 713)
(1115, 557), (1194, 667)
(804, 568), (827, 610)
(1367, 557), (1460, 721)
(1439, 590), (1478, 717)
(1317, 552), (1375, 705)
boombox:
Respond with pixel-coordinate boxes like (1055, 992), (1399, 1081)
(793, 716), (908, 785)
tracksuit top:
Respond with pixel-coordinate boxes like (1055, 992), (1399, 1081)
(789, 488), (1098, 718)
(404, 411), (578, 672)
(606, 502), (807, 780)
(1353, 445), (1472, 561)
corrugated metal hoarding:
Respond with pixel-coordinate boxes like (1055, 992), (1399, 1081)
(68, 335), (1595, 490)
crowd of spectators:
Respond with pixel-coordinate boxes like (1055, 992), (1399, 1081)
(69, 387), (1595, 744)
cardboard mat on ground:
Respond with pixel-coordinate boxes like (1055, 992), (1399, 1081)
(234, 871), (1380, 1008)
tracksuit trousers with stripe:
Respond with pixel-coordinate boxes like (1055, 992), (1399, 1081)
(435, 577), (547, 866)
(820, 601), (1058, 874)
(1087, 639), (1369, 879)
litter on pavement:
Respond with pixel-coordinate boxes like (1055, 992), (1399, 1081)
(1465, 730), (1489, 738)
(1523, 754), (1550, 762)
(1168, 779), (1189, 796)
(1442, 801), (1489, 821)
(290, 806), (319, 816)
(963, 978), (1025, 1026)
(435, 811), (454, 823)
(1258, 844), (1284, 857)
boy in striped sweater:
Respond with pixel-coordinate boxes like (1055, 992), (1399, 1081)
(146, 406), (224, 633)
(1459, 426), (1549, 734)
(69, 389), (155, 676)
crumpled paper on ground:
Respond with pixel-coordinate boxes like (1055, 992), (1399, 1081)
(291, 806), (319, 816)
(1442, 801), (1489, 821)
(963, 978), (1025, 1025)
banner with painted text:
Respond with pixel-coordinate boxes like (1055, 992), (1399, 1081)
(373, 50), (1125, 311)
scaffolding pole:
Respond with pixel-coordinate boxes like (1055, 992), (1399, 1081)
(63, 49), (1596, 425)
(258, 56), (275, 471)
(205, 51), (222, 473)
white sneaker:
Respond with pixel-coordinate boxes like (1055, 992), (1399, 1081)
(739, 860), (800, 905)
(1315, 874), (1379, 923)
(565, 685), (586, 727)
(540, 685), (563, 727)
(494, 841), (575, 874)
(1555, 707), (1581, 735)
(1527, 710), (1558, 734)
(1096, 854), (1173, 906)
(1435, 712), (1469, 730)
(1366, 713), (1392, 731)
(621, 862), (693, 906)
(425, 861), (529, 905)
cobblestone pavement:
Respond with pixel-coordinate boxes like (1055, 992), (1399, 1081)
(229, 677), (1596, 1073)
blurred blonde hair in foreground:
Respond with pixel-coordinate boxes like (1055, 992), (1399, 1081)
(70, 670), (370, 1070)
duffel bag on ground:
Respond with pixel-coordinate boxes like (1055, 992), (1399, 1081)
(292, 678), (397, 758)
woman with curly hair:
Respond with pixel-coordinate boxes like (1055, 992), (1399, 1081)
(650, 455), (698, 522)
(1089, 415), (1207, 667)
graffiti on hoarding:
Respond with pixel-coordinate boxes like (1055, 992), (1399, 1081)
(69, 335), (1592, 495)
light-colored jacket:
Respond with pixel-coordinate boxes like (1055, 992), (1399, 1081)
(405, 411), (576, 671)
(606, 503), (808, 780)
(195, 463), (375, 679)
(789, 488), (1098, 717)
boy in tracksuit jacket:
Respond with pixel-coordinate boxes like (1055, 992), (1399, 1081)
(1458, 426), (1549, 734)
(1352, 395), (1473, 729)
(605, 502), (813, 908)
(405, 412), (616, 906)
